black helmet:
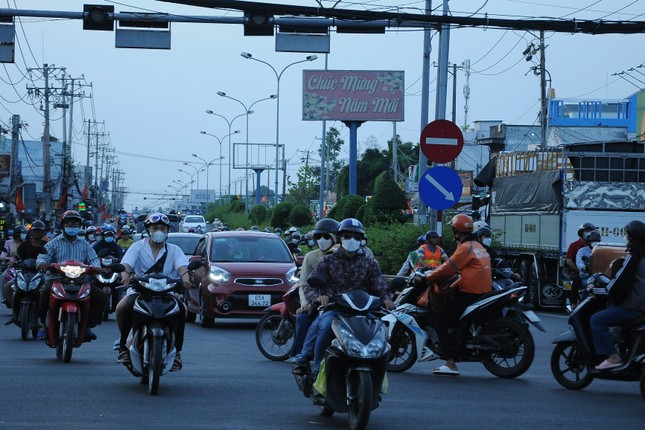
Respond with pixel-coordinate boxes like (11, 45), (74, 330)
(583, 230), (601, 243)
(338, 218), (365, 237)
(475, 227), (493, 238)
(31, 220), (45, 231)
(61, 210), (82, 224)
(425, 230), (440, 241)
(312, 218), (339, 235)
(625, 220), (645, 243)
(577, 222), (595, 236)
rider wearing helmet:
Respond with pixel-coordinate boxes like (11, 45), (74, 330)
(475, 226), (496, 262)
(290, 219), (339, 360)
(116, 212), (191, 371)
(416, 230), (448, 270)
(591, 220), (645, 371)
(576, 229), (602, 300)
(297, 218), (394, 374)
(396, 234), (428, 277)
(85, 225), (98, 244)
(566, 222), (597, 309)
(421, 214), (492, 376)
(36, 210), (104, 341)
(274, 227), (282, 237)
(117, 227), (134, 251)
(92, 224), (124, 259)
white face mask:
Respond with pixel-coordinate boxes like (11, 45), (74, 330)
(342, 238), (361, 253)
(360, 239), (366, 246)
(150, 231), (167, 244)
(482, 237), (493, 247)
(317, 238), (334, 252)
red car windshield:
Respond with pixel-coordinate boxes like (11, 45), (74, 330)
(210, 236), (293, 263)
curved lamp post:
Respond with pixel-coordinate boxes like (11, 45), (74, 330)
(200, 130), (239, 205)
(204, 110), (247, 199)
(240, 52), (318, 205)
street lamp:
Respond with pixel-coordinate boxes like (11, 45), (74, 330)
(182, 162), (202, 188)
(241, 52), (318, 205)
(200, 130), (240, 205)
(192, 153), (225, 206)
(205, 110), (247, 199)
(216, 91), (277, 214)
(177, 168), (196, 190)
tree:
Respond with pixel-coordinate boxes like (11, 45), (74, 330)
(363, 171), (408, 224)
(319, 127), (345, 197)
(336, 194), (365, 219)
(336, 147), (390, 197)
(289, 204), (314, 227)
(287, 163), (318, 206)
(270, 202), (293, 228)
(249, 204), (268, 224)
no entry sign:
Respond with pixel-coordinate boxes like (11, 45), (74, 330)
(420, 119), (464, 163)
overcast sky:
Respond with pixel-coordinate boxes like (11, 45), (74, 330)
(2, 0), (644, 211)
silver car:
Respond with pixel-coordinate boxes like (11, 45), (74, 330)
(181, 215), (207, 233)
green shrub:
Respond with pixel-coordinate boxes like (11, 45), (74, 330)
(337, 194), (365, 219)
(289, 204), (314, 227)
(270, 202), (293, 228)
(364, 172), (408, 224)
(249, 204), (268, 224)
(366, 223), (427, 275)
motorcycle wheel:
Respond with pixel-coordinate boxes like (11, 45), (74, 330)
(387, 324), (417, 373)
(61, 313), (76, 363)
(148, 336), (163, 395)
(550, 341), (593, 390)
(347, 370), (372, 430)
(20, 302), (30, 341)
(481, 318), (535, 379)
(255, 312), (294, 361)
(184, 295), (196, 323)
(103, 300), (110, 321)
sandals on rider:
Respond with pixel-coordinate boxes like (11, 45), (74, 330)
(117, 348), (131, 364)
(171, 352), (182, 372)
(432, 365), (460, 376)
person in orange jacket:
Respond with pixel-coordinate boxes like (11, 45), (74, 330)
(422, 214), (492, 376)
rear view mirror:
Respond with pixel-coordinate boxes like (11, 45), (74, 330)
(187, 260), (202, 271)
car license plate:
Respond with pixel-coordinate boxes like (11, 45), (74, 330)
(249, 294), (271, 307)
(524, 310), (541, 323)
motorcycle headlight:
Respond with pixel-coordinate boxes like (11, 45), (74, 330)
(60, 265), (86, 279)
(15, 276), (28, 291)
(286, 267), (299, 285)
(333, 324), (388, 359)
(208, 266), (231, 283)
(101, 258), (113, 267)
(107, 273), (119, 283)
(27, 276), (43, 292)
(52, 283), (66, 298)
(78, 286), (91, 299)
(139, 278), (173, 293)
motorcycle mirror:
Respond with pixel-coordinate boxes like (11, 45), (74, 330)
(389, 276), (407, 292)
(111, 263), (126, 273)
(308, 275), (326, 288)
(187, 260), (202, 271)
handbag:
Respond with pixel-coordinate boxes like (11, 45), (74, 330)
(416, 285), (432, 308)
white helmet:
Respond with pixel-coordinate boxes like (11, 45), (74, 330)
(473, 220), (489, 232)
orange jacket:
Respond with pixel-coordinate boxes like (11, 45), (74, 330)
(426, 240), (492, 294)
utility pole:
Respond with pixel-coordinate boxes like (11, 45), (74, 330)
(27, 64), (64, 217)
(10, 114), (20, 192)
(539, 30), (547, 148)
(392, 122), (399, 182)
(462, 59), (471, 129)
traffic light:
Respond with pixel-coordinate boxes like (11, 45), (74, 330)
(83, 4), (114, 31)
(78, 201), (87, 211)
(243, 12), (274, 36)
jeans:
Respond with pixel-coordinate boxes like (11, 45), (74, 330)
(312, 310), (338, 372)
(590, 305), (644, 356)
(292, 311), (316, 357)
(295, 315), (320, 362)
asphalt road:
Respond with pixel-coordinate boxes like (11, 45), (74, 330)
(0, 306), (642, 430)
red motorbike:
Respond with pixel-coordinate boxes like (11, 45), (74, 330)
(46, 261), (99, 363)
(255, 284), (299, 361)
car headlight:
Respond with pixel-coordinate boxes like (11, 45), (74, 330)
(208, 265), (231, 283)
(333, 324), (388, 359)
(286, 267), (299, 285)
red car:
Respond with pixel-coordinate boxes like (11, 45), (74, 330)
(187, 231), (299, 327)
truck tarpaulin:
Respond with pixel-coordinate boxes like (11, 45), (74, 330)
(491, 171), (561, 214)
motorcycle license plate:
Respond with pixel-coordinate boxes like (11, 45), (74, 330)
(524, 310), (541, 323)
(248, 294), (271, 307)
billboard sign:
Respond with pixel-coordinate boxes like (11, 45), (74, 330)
(303, 70), (404, 121)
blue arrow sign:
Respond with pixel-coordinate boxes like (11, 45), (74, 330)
(418, 165), (463, 210)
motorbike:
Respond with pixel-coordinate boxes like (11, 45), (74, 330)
(383, 269), (544, 377)
(293, 275), (389, 430)
(491, 258), (525, 292)
(11, 258), (46, 340)
(46, 261), (100, 363)
(551, 272), (645, 394)
(255, 283), (298, 361)
(122, 260), (201, 395)
(95, 250), (124, 321)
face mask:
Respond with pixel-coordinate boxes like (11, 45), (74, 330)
(317, 238), (333, 251)
(307, 239), (315, 247)
(360, 239), (366, 247)
(20, 233), (27, 240)
(292, 238), (300, 244)
(342, 238), (361, 253)
(95, 236), (103, 242)
(590, 242), (599, 248)
(64, 227), (79, 237)
(482, 237), (493, 247)
(104, 236), (114, 243)
(88, 234), (95, 241)
(151, 231), (167, 244)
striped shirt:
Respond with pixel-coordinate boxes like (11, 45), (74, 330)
(36, 235), (100, 268)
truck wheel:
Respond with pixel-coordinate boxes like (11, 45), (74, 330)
(519, 260), (540, 308)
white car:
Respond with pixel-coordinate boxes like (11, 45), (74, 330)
(181, 215), (207, 233)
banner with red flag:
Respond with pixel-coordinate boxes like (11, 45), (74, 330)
(15, 189), (24, 212)
(56, 192), (67, 210)
(82, 185), (88, 200)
